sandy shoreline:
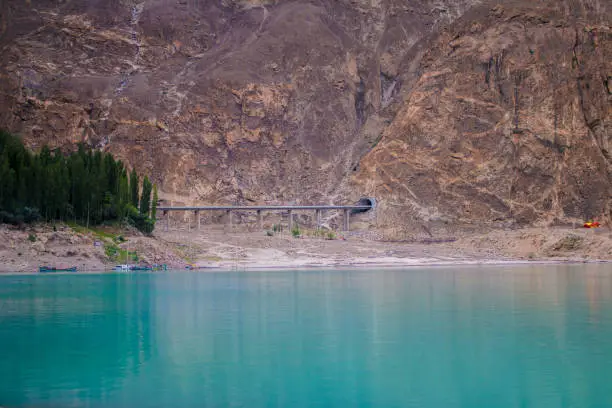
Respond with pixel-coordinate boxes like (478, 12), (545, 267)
(188, 257), (612, 271)
(1, 224), (611, 273)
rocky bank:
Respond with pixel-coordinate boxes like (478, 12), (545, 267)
(1, 222), (611, 273)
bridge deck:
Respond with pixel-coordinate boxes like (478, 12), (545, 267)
(158, 205), (372, 211)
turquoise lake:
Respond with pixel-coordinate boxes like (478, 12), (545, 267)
(0, 265), (611, 407)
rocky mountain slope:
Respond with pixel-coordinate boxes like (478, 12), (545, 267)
(1, 0), (610, 238)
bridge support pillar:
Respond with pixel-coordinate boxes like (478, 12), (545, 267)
(227, 210), (232, 231)
(257, 210), (263, 230)
(315, 209), (321, 230)
(164, 211), (169, 232)
(288, 210), (294, 231)
(343, 209), (350, 232)
(195, 210), (200, 231)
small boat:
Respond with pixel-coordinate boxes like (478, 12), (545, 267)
(39, 266), (77, 273)
(114, 264), (153, 271)
(130, 265), (152, 271)
(185, 264), (216, 270)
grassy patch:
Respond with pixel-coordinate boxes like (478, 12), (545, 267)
(201, 255), (223, 262)
(175, 244), (198, 263)
(66, 221), (88, 235)
(104, 243), (138, 262)
(90, 227), (118, 241)
(551, 234), (583, 251)
(68, 222), (136, 263)
(67, 222), (127, 243)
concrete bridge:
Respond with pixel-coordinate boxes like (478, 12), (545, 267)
(158, 198), (375, 232)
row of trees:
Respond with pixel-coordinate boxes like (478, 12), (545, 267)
(0, 130), (158, 233)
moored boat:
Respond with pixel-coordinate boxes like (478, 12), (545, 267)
(130, 265), (153, 271)
(114, 264), (154, 271)
(39, 266), (78, 273)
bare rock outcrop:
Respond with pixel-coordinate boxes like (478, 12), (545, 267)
(0, 0), (610, 237)
(352, 0), (611, 239)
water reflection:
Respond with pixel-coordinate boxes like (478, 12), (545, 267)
(0, 266), (611, 407)
(0, 273), (156, 407)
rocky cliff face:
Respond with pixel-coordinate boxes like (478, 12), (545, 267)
(352, 0), (611, 238)
(1, 0), (610, 237)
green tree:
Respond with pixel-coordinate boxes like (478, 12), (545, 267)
(151, 184), (158, 221)
(0, 130), (154, 230)
(118, 169), (130, 220)
(129, 168), (139, 208)
(139, 176), (152, 216)
(0, 151), (13, 211)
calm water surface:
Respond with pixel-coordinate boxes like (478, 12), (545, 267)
(0, 265), (611, 407)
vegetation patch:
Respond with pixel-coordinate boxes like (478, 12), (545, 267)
(0, 130), (157, 234)
(104, 243), (138, 262)
(550, 234), (584, 252)
(202, 255), (223, 262)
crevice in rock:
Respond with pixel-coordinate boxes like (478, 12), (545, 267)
(354, 77), (366, 128)
(380, 71), (398, 108)
(573, 27), (610, 162)
(512, 71), (524, 132)
(485, 57), (493, 85)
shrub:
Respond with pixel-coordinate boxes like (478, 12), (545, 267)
(0, 208), (40, 226)
(272, 224), (281, 232)
(0, 211), (15, 224)
(131, 251), (138, 262)
(291, 225), (301, 238)
(326, 231), (336, 240)
(551, 234), (583, 251)
(125, 204), (155, 235)
(22, 207), (41, 223)
(105, 244), (119, 259)
(28, 233), (36, 242)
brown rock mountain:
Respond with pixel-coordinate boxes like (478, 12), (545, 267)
(1, 0), (610, 237)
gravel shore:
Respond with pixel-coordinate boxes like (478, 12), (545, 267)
(1, 224), (611, 273)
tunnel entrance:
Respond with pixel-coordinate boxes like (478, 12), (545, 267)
(352, 197), (376, 214)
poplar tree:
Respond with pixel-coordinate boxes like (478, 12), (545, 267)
(0, 130), (156, 232)
(140, 176), (152, 216)
(129, 168), (139, 208)
(151, 184), (158, 220)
